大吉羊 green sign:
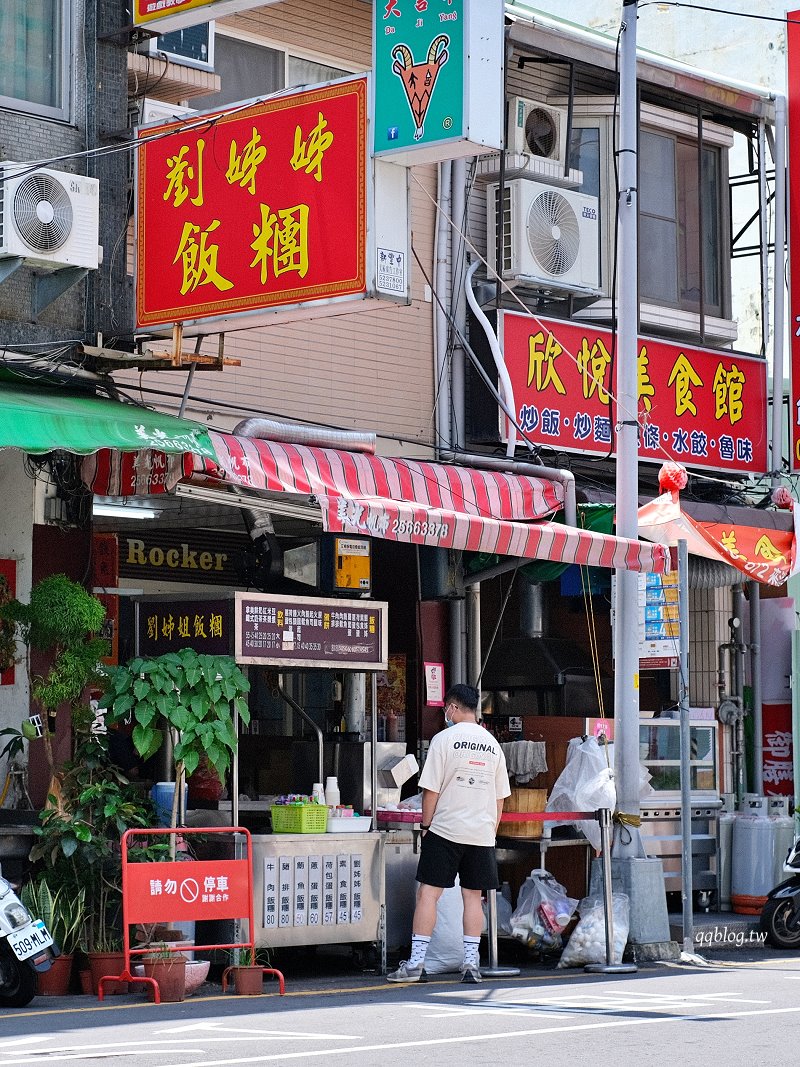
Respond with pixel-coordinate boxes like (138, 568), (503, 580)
(373, 0), (503, 165)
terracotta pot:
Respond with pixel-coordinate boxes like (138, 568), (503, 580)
(88, 951), (129, 996)
(143, 956), (186, 1003)
(187, 757), (225, 803)
(222, 964), (263, 995)
(36, 954), (73, 996)
(79, 969), (93, 995)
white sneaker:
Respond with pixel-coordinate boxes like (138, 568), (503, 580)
(460, 963), (482, 983)
(387, 960), (427, 983)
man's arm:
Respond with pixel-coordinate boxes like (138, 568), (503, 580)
(421, 788), (440, 830)
(495, 796), (505, 835)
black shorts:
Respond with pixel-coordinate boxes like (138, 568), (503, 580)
(415, 830), (500, 891)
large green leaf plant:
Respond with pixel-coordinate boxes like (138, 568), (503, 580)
(101, 648), (250, 831)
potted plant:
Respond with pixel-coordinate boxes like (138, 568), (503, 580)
(142, 942), (187, 1003)
(20, 878), (85, 996)
(28, 735), (158, 994)
(221, 947), (264, 996)
(0, 574), (108, 776)
(101, 648), (250, 841)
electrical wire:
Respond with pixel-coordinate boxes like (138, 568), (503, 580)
(638, 2), (800, 24)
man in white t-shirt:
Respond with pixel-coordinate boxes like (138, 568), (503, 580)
(387, 683), (511, 984)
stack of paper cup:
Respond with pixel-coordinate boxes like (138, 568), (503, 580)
(324, 776), (340, 807)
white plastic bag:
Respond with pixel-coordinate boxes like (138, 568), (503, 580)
(424, 878), (464, 974)
(508, 869), (578, 951)
(556, 893), (630, 968)
(545, 736), (616, 850)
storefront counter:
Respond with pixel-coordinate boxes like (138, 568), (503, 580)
(251, 832), (385, 958)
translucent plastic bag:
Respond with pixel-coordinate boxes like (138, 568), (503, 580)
(424, 878), (464, 974)
(508, 869), (578, 952)
(557, 892), (630, 968)
(545, 736), (616, 850)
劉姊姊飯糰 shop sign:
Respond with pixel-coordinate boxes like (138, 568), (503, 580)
(135, 76), (409, 335)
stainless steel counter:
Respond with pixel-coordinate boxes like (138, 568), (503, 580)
(251, 832), (385, 959)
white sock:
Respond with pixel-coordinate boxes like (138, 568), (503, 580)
(408, 934), (431, 967)
(463, 935), (481, 968)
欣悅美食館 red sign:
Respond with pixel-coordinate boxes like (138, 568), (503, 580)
(498, 312), (768, 477)
(135, 78), (367, 331)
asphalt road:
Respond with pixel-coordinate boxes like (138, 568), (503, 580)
(1, 946), (799, 1067)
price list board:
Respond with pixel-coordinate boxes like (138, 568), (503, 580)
(235, 592), (388, 669)
(638, 571), (680, 669)
(612, 571), (680, 670)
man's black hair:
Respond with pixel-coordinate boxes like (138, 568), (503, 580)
(445, 683), (480, 712)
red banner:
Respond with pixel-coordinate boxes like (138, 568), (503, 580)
(125, 859), (252, 924)
(499, 312), (768, 476)
(136, 78), (367, 329)
(788, 9), (800, 470)
(762, 702), (793, 796)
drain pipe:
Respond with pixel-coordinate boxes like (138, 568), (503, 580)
(770, 92), (787, 488)
(451, 159), (467, 451)
(434, 160), (453, 456)
(464, 261), (517, 456)
(439, 449), (577, 528)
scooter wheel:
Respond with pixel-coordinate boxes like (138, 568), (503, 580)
(759, 897), (800, 949)
(0, 947), (37, 1007)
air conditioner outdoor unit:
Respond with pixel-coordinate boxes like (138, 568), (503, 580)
(0, 164), (100, 271)
(139, 98), (196, 126)
(510, 98), (568, 164)
(487, 178), (600, 294)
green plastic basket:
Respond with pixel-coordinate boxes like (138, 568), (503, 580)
(271, 804), (328, 834)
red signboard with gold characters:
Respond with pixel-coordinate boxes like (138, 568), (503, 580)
(499, 312), (768, 477)
(136, 78), (368, 330)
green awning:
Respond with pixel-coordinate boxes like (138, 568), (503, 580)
(0, 384), (216, 458)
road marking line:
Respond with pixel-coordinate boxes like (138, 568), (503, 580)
(148, 1004), (800, 1067)
(154, 1024), (358, 1039)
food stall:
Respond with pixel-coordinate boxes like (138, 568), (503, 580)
(133, 589), (420, 965)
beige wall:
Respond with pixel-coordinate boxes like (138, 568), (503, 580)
(123, 0), (438, 457)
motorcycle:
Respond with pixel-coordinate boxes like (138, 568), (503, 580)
(0, 873), (58, 1007)
(760, 838), (800, 949)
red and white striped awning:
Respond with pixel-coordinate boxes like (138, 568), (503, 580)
(83, 431), (670, 573)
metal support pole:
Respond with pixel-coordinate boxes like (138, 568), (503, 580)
(482, 889), (520, 977)
(370, 672), (378, 832)
(612, 0), (643, 859)
(585, 808), (637, 974)
(750, 583), (764, 793)
(678, 540), (695, 954)
(467, 583), (481, 690)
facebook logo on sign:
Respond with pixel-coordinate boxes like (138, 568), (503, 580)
(387, 127), (399, 140)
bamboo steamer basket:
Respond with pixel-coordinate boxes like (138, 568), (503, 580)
(501, 787), (547, 839)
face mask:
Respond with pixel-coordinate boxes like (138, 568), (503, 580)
(444, 706), (456, 728)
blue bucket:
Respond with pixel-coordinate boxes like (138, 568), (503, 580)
(150, 781), (187, 827)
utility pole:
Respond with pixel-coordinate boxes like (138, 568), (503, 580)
(611, 0), (673, 955)
(614, 0), (643, 859)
